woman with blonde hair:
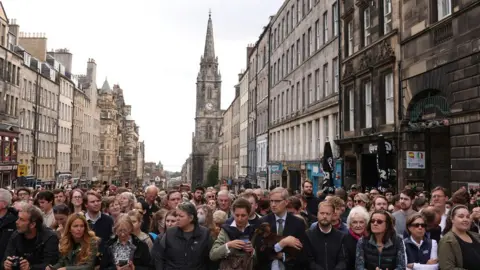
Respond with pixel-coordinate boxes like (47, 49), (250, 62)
(127, 210), (153, 250)
(149, 209), (168, 240)
(119, 192), (136, 213)
(46, 214), (99, 270)
(197, 204), (216, 238)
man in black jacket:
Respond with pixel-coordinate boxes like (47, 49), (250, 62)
(0, 189), (18, 263)
(302, 181), (320, 220)
(305, 201), (346, 270)
(3, 204), (58, 270)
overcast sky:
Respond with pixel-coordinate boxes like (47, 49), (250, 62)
(2, 0), (283, 172)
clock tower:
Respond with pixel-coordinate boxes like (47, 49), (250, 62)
(192, 11), (223, 186)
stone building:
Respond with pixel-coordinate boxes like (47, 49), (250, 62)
(218, 101), (232, 181)
(231, 86), (240, 182)
(136, 141), (145, 186)
(18, 33), (60, 182)
(0, 14), (22, 187)
(247, 22), (271, 189)
(98, 79), (119, 184)
(268, 0), (341, 192)
(398, 0), (480, 190)
(239, 70), (249, 182)
(76, 58), (100, 180)
(47, 49), (74, 176)
(72, 82), (86, 179)
(335, 0), (401, 189)
(118, 104), (139, 187)
(191, 13), (223, 186)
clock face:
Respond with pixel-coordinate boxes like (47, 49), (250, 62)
(205, 103), (213, 110)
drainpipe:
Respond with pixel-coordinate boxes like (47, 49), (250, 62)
(33, 71), (41, 179)
(54, 81), (60, 179)
(266, 25), (272, 189)
(337, 2), (344, 186)
(397, 60), (403, 192)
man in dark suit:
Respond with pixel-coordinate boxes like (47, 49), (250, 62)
(255, 187), (308, 270)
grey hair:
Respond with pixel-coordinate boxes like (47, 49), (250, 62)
(270, 187), (289, 200)
(217, 190), (230, 200)
(0, 189), (12, 205)
(346, 206), (370, 229)
(177, 202), (198, 225)
(121, 192), (137, 204)
(145, 185), (159, 194)
(19, 204), (44, 228)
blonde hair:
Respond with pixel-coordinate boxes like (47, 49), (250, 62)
(212, 210), (228, 225)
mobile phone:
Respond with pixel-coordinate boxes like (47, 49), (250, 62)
(118, 260), (128, 267)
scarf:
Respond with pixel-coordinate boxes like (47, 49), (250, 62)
(349, 228), (362, 240)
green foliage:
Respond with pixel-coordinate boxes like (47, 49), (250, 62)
(206, 164), (219, 187)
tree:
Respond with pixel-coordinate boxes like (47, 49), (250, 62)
(206, 164), (219, 187)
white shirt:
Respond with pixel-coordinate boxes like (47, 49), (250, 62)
(272, 212), (288, 270)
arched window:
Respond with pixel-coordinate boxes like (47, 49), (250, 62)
(206, 122), (213, 140)
(207, 88), (212, 99)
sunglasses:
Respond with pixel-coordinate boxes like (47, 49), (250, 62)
(355, 200), (365, 204)
(371, 219), (385, 225)
(409, 223), (426, 228)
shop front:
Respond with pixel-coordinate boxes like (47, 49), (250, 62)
(268, 163), (282, 188)
(0, 128), (19, 188)
(305, 162), (323, 195)
(337, 133), (398, 191)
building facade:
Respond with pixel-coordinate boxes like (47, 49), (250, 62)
(231, 86), (240, 182)
(98, 79), (119, 184)
(398, 0), (480, 190)
(253, 24), (271, 190)
(191, 13), (223, 186)
(239, 70), (248, 182)
(218, 102), (232, 181)
(268, 0), (341, 192)
(136, 141), (145, 186)
(335, 0), (401, 190)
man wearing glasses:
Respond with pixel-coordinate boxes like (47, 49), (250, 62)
(15, 188), (30, 202)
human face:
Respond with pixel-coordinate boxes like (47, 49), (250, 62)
(168, 192), (182, 209)
(119, 194), (130, 208)
(303, 182), (313, 195)
(217, 195), (230, 211)
(17, 190), (30, 201)
(269, 192), (287, 215)
(38, 199), (53, 212)
(207, 200), (216, 211)
(197, 208), (206, 224)
(385, 192), (393, 202)
(108, 201), (121, 216)
(54, 213), (68, 227)
(233, 207), (249, 229)
(54, 192), (65, 205)
(317, 205), (333, 227)
(205, 192), (215, 201)
(369, 189), (379, 198)
(347, 197), (353, 209)
(70, 218), (85, 240)
(71, 191), (83, 207)
(431, 190), (448, 209)
(86, 194), (101, 214)
(399, 193), (413, 210)
(350, 215), (366, 235)
(370, 213), (387, 234)
(354, 196), (366, 207)
(129, 216), (141, 233)
(374, 198), (388, 211)
(194, 190), (204, 201)
(246, 196), (257, 216)
(254, 189), (263, 200)
(115, 223), (132, 242)
(452, 208), (471, 232)
(176, 210), (193, 229)
(16, 211), (34, 234)
(145, 190), (157, 204)
(408, 217), (426, 240)
(165, 214), (177, 229)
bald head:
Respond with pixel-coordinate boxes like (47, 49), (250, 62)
(145, 185), (159, 204)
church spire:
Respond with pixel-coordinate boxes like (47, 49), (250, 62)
(203, 10), (215, 59)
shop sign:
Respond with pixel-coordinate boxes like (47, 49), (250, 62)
(270, 164), (282, 174)
(406, 151), (425, 169)
(369, 141), (392, 154)
(0, 165), (12, 171)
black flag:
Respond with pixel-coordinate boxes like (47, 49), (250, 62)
(322, 141), (334, 189)
(377, 135), (389, 192)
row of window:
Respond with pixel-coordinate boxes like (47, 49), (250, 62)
(59, 102), (72, 122)
(60, 79), (74, 99)
(271, 59), (339, 123)
(1, 58), (21, 86)
(19, 110), (57, 134)
(100, 155), (116, 167)
(270, 113), (339, 161)
(59, 126), (71, 145)
(21, 78), (58, 110)
(4, 94), (18, 117)
(346, 72), (394, 131)
(57, 152), (71, 172)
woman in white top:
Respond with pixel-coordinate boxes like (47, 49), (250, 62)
(404, 213), (438, 270)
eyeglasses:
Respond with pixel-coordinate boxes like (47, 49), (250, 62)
(270, 200), (284, 204)
(371, 219), (385, 225)
(409, 223), (426, 228)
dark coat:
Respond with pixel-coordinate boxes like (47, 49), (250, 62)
(305, 226), (346, 270)
(0, 207), (18, 261)
(100, 234), (152, 270)
(151, 225), (213, 270)
(254, 212), (309, 270)
(3, 226), (59, 270)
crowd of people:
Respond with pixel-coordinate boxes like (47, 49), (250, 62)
(0, 181), (479, 270)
